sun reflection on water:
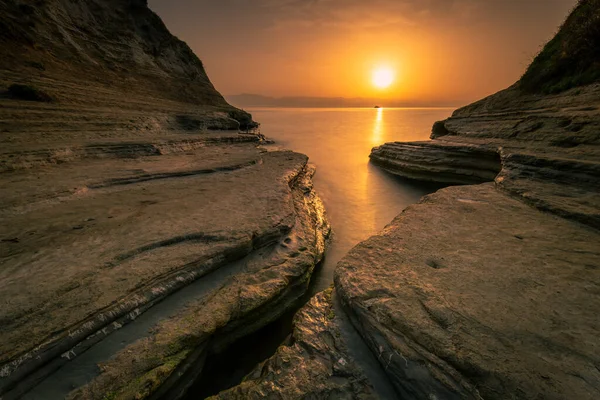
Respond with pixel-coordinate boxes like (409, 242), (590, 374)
(248, 107), (454, 292)
(371, 107), (384, 146)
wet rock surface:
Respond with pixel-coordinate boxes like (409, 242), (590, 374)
(212, 289), (378, 400)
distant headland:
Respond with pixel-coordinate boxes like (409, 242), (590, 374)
(226, 93), (458, 108)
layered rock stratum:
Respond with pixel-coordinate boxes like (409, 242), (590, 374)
(3, 0), (600, 399)
(0, 0), (329, 399)
(220, 1), (600, 399)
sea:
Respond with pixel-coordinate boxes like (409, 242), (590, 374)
(248, 107), (455, 292)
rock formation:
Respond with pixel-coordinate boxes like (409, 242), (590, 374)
(211, 289), (378, 400)
(221, 1), (600, 399)
(350, 1), (600, 398)
(0, 1), (327, 399)
(3, 0), (599, 399)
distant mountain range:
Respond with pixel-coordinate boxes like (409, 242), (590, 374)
(225, 93), (457, 108)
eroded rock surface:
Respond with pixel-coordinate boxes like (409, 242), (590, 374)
(63, 161), (329, 400)
(0, 0), (329, 399)
(212, 289), (377, 400)
(370, 83), (600, 228)
(336, 184), (600, 399)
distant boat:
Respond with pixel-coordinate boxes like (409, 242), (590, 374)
(374, 105), (381, 108)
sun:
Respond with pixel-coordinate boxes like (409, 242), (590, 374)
(372, 67), (395, 89)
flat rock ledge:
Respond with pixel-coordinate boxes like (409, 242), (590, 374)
(336, 183), (600, 399)
(0, 139), (329, 399)
(370, 84), (600, 229)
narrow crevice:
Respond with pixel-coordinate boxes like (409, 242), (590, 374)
(180, 259), (325, 400)
(184, 307), (298, 399)
(173, 171), (449, 399)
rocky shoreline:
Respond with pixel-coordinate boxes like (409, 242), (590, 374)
(204, 2), (600, 399)
(2, 0), (599, 399)
(1, 0), (331, 398)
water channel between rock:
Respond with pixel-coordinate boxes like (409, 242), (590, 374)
(24, 107), (453, 399)
(252, 107), (453, 293)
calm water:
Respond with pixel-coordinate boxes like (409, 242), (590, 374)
(250, 107), (454, 292)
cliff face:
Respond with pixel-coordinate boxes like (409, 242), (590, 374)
(1, 0), (227, 106)
(519, 0), (600, 94)
(0, 0), (255, 130)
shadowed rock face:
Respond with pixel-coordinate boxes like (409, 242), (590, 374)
(211, 289), (378, 400)
(0, 0), (254, 130)
(519, 0), (600, 94)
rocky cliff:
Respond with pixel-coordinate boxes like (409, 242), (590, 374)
(0, 0), (254, 132)
(0, 1), (328, 399)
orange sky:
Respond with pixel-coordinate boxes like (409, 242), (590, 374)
(148, 0), (576, 105)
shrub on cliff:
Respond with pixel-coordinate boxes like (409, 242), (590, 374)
(520, 0), (600, 94)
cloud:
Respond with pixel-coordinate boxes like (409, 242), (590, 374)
(222, 0), (492, 32)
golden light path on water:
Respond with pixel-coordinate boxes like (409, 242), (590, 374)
(249, 107), (453, 291)
(371, 107), (384, 146)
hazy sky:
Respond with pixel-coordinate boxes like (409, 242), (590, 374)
(148, 0), (576, 105)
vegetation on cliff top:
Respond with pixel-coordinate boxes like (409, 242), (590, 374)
(520, 0), (600, 94)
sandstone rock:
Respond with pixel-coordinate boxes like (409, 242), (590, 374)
(61, 161), (329, 400)
(0, 0), (327, 398)
(212, 289), (377, 400)
(370, 84), (600, 229)
(0, 0), (255, 130)
(0, 142), (330, 398)
(355, 2), (600, 398)
(336, 183), (600, 399)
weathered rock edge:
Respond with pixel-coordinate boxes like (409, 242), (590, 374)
(212, 288), (378, 400)
(335, 183), (600, 399)
(370, 84), (600, 229)
(65, 163), (330, 400)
